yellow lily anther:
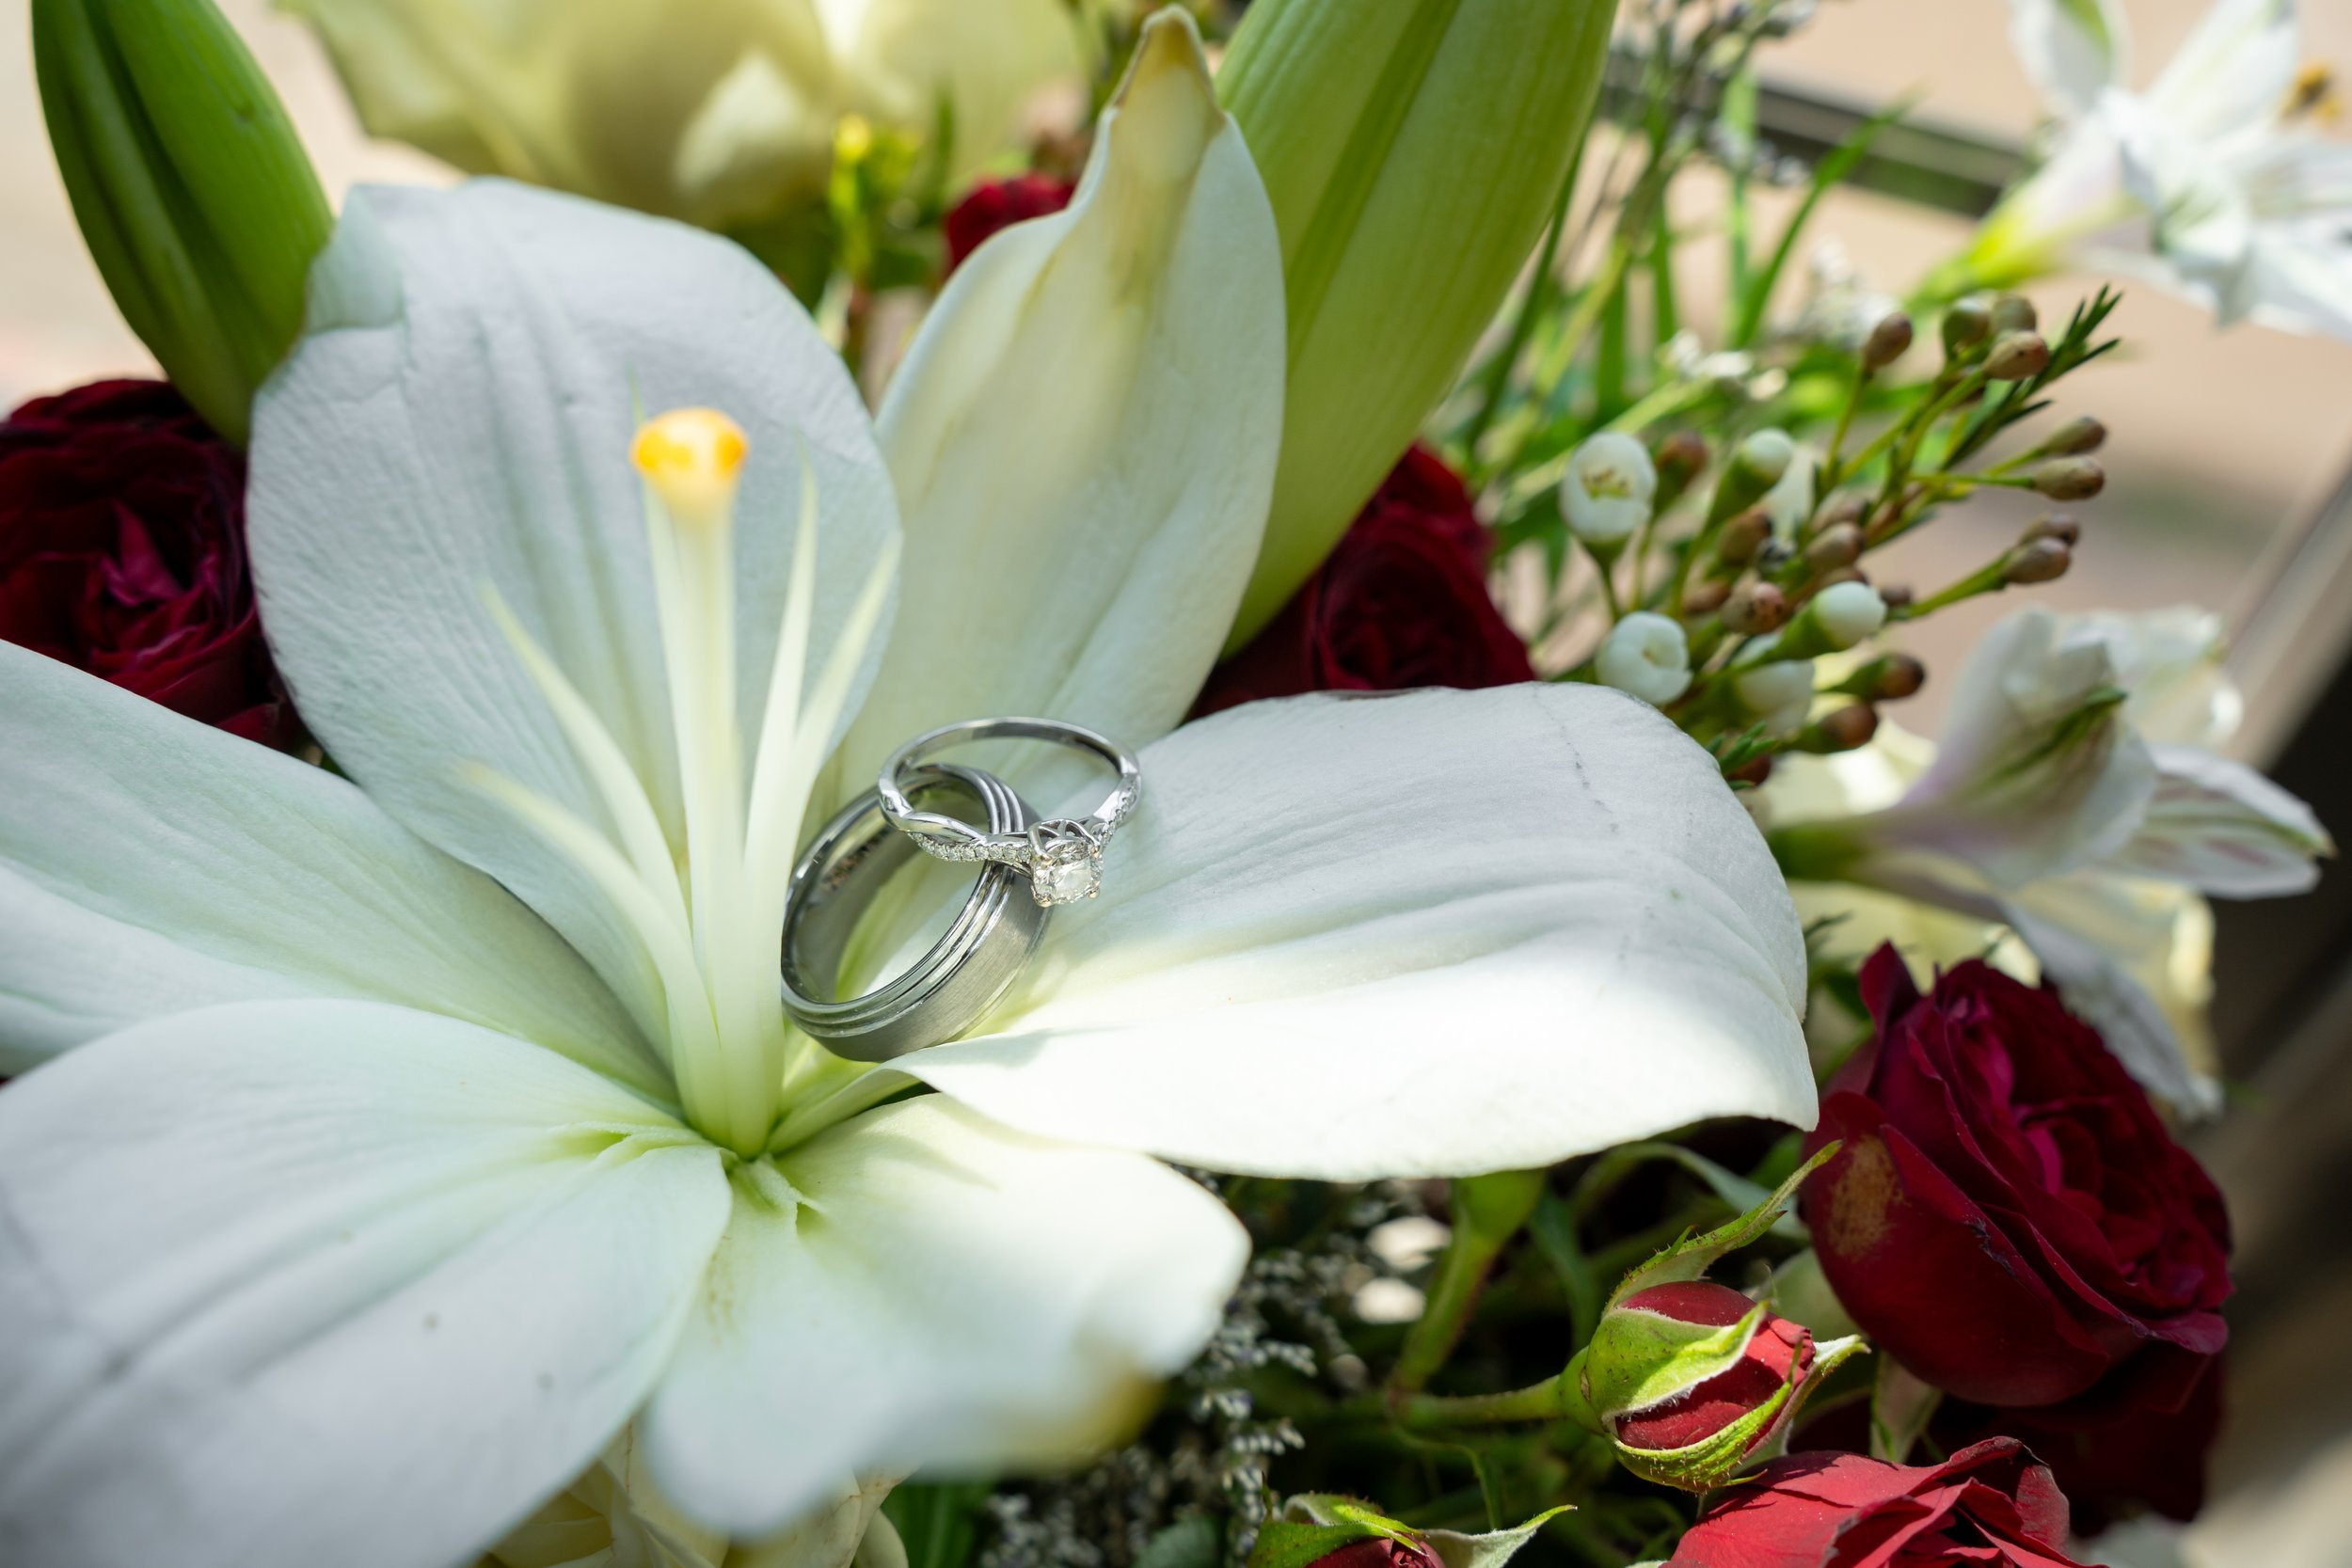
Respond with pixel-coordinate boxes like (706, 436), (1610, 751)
(632, 408), (748, 528)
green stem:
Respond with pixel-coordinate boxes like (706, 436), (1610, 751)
(1397, 1375), (1578, 1431)
(1390, 1169), (1546, 1397)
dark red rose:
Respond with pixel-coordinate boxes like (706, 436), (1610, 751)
(1, 380), (295, 747)
(1945, 1344), (2223, 1533)
(1195, 446), (1534, 716)
(1668, 1439), (2090, 1568)
(1801, 947), (2230, 1408)
(944, 174), (1077, 275)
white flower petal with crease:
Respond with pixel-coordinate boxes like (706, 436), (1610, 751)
(903, 685), (1815, 1180)
(2106, 743), (2333, 896)
(0, 1000), (728, 1568)
(639, 1096), (1246, 1536)
(836, 10), (1284, 803)
(248, 179), (899, 1026)
(0, 641), (655, 1089)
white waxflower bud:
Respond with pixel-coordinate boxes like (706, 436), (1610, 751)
(1560, 433), (1658, 546)
(1735, 658), (1817, 736)
(1735, 428), (1795, 487)
(1813, 580), (1888, 649)
(1597, 611), (1692, 705)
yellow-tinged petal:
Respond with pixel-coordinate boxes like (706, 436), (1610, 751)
(838, 8), (1284, 803)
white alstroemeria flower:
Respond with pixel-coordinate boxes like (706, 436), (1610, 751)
(0, 18), (1812, 1567)
(1969, 0), (2352, 341)
(284, 0), (1089, 228)
(1765, 605), (2330, 1111)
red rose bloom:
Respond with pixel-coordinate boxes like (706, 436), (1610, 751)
(1, 380), (294, 747)
(1669, 1439), (2090, 1568)
(1195, 446), (1534, 715)
(1946, 1344), (2223, 1532)
(1802, 948), (2231, 1408)
(944, 173), (1077, 275)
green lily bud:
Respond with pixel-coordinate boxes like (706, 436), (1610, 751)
(33, 0), (330, 445)
(1218, 0), (1616, 645)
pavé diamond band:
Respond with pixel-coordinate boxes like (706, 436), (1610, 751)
(877, 717), (1143, 907)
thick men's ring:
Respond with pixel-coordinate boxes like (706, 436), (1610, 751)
(878, 717), (1143, 907)
(780, 762), (1045, 1062)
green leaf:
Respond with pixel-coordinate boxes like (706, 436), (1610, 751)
(1606, 1142), (1840, 1310)
(1424, 1507), (1572, 1568)
(1730, 97), (1915, 349)
(882, 1480), (995, 1568)
(1137, 1516), (1224, 1568)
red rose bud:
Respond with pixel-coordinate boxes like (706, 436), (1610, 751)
(1, 379), (296, 747)
(1803, 948), (2232, 1409)
(943, 174), (1077, 276)
(1196, 446), (1532, 714)
(1671, 1438), (2094, 1568)
(1581, 1281), (1848, 1490)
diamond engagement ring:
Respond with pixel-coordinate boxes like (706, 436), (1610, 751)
(877, 717), (1143, 906)
(780, 762), (1046, 1061)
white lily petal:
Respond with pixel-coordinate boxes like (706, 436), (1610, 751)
(2008, 0), (2130, 119)
(837, 9), (1284, 801)
(0, 1000), (729, 1568)
(248, 179), (898, 1028)
(0, 642), (656, 1089)
(640, 1096), (1247, 1536)
(2104, 743), (2332, 895)
(903, 686), (1814, 1180)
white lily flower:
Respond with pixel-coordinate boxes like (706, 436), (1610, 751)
(1764, 606), (2330, 1111)
(1970, 0), (2352, 341)
(0, 17), (1813, 1566)
(282, 0), (1090, 228)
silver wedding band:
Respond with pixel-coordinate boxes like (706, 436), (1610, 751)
(877, 717), (1143, 907)
(779, 762), (1045, 1061)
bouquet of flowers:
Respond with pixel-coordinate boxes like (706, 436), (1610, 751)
(1, 1), (2343, 1566)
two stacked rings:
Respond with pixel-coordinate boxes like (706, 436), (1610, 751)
(778, 717), (1142, 1062)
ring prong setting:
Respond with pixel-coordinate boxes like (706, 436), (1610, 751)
(1028, 819), (1105, 906)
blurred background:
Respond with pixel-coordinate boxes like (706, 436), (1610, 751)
(4, 0), (2348, 1560)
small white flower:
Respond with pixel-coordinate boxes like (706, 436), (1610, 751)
(1736, 658), (1818, 736)
(1979, 0), (2352, 341)
(1597, 611), (1694, 705)
(1812, 581), (1888, 648)
(1559, 433), (1657, 546)
(1736, 428), (1796, 487)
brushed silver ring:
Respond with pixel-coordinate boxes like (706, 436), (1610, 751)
(780, 762), (1045, 1061)
(877, 717), (1142, 907)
